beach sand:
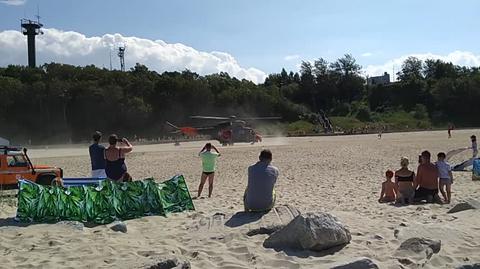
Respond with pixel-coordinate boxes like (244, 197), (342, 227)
(1, 130), (479, 268)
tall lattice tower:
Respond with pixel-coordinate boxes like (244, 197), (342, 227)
(21, 17), (43, 68)
(118, 45), (126, 72)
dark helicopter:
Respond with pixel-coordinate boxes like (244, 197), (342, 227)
(166, 115), (280, 145)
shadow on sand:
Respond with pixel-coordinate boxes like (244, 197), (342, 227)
(266, 244), (348, 258)
(0, 217), (33, 228)
(0, 217), (102, 228)
(224, 211), (267, 228)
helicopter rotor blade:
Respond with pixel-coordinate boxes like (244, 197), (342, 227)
(190, 116), (230, 120)
(239, 117), (282, 120)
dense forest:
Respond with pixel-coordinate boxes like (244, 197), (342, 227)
(1, 54), (479, 144)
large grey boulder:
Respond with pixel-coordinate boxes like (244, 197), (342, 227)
(263, 212), (351, 251)
(396, 237), (441, 260)
(330, 258), (379, 269)
(448, 199), (480, 214)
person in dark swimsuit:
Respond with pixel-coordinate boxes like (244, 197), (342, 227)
(395, 157), (415, 204)
(105, 134), (133, 182)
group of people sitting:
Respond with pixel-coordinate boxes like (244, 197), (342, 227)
(379, 150), (454, 204)
(196, 143), (278, 212)
(89, 131), (133, 182)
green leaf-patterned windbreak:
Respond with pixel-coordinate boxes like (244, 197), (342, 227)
(16, 175), (195, 224)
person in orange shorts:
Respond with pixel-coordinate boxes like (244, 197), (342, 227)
(378, 170), (397, 203)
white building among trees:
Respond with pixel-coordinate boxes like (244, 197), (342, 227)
(367, 72), (391, 86)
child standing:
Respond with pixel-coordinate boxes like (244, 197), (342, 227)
(436, 152), (454, 204)
(378, 170), (396, 203)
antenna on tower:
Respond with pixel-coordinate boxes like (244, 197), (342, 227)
(36, 4), (41, 23)
(117, 44), (126, 72)
(109, 47), (113, 71)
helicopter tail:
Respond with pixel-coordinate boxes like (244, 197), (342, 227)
(165, 121), (199, 137)
(165, 121), (180, 130)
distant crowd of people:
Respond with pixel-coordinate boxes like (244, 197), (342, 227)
(379, 134), (477, 205)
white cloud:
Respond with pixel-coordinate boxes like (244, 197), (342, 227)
(0, 28), (267, 84)
(0, 0), (26, 5)
(361, 52), (373, 57)
(284, 54), (300, 61)
(364, 51), (480, 79)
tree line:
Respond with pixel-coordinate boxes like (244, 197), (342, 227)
(0, 55), (479, 144)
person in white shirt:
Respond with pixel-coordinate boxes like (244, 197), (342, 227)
(436, 152), (454, 204)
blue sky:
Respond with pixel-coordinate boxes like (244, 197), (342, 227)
(0, 0), (479, 81)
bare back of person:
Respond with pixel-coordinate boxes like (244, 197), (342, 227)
(395, 166), (415, 204)
(105, 147), (128, 161)
(395, 167), (415, 190)
(382, 181), (396, 200)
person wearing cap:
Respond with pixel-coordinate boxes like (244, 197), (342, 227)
(244, 149), (279, 212)
(89, 131), (107, 178)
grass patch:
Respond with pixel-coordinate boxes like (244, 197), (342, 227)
(374, 111), (432, 130)
(287, 120), (315, 135)
(330, 116), (365, 131)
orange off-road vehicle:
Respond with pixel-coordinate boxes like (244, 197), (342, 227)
(0, 146), (63, 188)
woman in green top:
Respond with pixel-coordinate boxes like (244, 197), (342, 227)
(197, 143), (221, 198)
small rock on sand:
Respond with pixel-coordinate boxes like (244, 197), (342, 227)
(330, 258), (379, 269)
(396, 237), (441, 260)
(448, 199), (480, 214)
(247, 225), (282, 236)
(263, 212), (351, 251)
(110, 221), (127, 233)
(144, 257), (191, 269)
(57, 221), (84, 231)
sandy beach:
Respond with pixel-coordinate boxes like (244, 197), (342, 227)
(1, 129), (479, 268)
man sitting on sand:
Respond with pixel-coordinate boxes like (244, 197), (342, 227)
(414, 151), (441, 203)
(244, 149), (279, 212)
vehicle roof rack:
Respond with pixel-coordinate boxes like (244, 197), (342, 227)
(1, 146), (23, 153)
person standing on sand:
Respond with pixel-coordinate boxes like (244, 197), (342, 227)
(395, 157), (415, 204)
(197, 143), (221, 198)
(89, 131), (107, 178)
(436, 152), (454, 204)
(244, 149), (279, 212)
(414, 151), (441, 203)
(471, 135), (478, 158)
(105, 134), (133, 182)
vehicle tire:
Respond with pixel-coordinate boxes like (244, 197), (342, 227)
(36, 175), (56, 186)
